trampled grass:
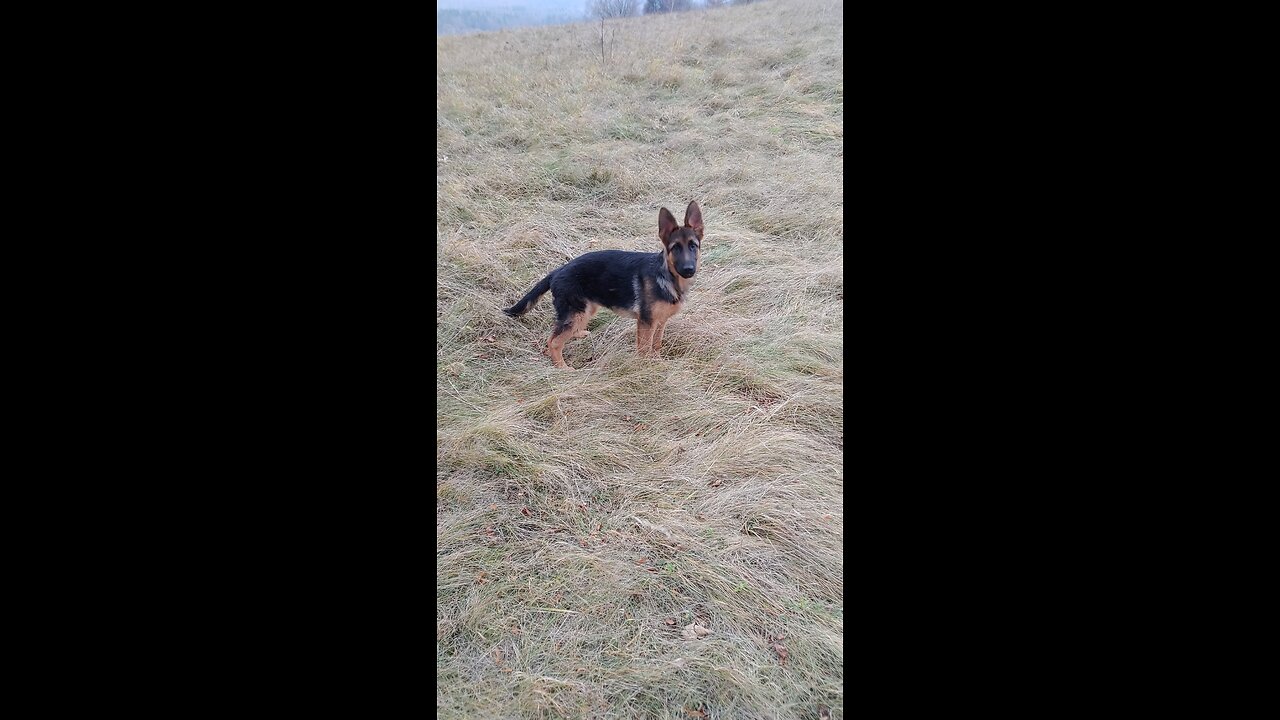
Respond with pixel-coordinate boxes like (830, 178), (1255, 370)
(438, 1), (843, 716)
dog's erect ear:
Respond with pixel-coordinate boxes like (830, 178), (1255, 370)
(684, 201), (704, 240)
(658, 207), (679, 245)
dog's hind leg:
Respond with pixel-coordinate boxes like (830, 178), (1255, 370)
(572, 304), (599, 340)
(547, 311), (588, 370)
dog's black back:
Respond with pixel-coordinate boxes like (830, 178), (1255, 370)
(556, 250), (676, 321)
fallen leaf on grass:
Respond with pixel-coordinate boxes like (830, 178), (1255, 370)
(493, 649), (505, 664)
(773, 643), (789, 665)
(521, 507), (531, 516)
(475, 571), (487, 584)
(489, 504), (497, 510)
(685, 709), (705, 719)
(665, 617), (677, 625)
(681, 623), (711, 640)
(709, 478), (723, 487)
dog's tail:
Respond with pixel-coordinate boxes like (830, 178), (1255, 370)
(503, 272), (555, 317)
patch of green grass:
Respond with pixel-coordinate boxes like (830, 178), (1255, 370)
(606, 117), (661, 143)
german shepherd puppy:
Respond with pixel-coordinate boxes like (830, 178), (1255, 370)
(504, 201), (704, 370)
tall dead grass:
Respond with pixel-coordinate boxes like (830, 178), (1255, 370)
(439, 1), (843, 717)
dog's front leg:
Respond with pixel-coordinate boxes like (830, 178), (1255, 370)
(651, 321), (668, 354)
(636, 321), (655, 357)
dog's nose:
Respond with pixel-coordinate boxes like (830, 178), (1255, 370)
(679, 267), (696, 277)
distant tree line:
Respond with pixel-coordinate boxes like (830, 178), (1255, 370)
(644, 0), (692, 12)
(589, 0), (756, 19)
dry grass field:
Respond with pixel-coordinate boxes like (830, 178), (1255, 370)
(437, 1), (843, 716)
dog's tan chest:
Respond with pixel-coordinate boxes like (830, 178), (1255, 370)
(648, 298), (682, 324)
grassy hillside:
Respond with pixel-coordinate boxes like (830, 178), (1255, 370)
(437, 1), (844, 717)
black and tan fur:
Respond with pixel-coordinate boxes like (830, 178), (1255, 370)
(503, 201), (704, 369)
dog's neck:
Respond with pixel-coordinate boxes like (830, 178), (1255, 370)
(658, 252), (690, 302)
(672, 268), (691, 299)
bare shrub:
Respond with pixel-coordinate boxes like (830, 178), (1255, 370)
(644, 0), (693, 13)
(589, 0), (640, 18)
